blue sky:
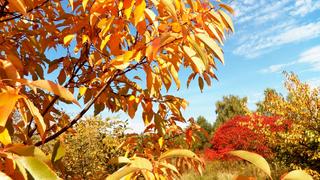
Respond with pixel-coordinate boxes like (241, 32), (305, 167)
(57, 0), (320, 132)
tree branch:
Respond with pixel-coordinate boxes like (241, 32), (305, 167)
(35, 71), (119, 146)
(28, 44), (89, 137)
(34, 58), (148, 146)
(0, 0), (50, 23)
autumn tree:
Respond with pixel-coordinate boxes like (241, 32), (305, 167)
(257, 73), (320, 178)
(0, 0), (235, 178)
(256, 88), (279, 116)
(56, 116), (128, 179)
(213, 95), (249, 130)
(205, 115), (291, 160)
(192, 116), (213, 150)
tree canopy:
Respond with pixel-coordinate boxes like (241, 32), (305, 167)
(0, 0), (234, 178)
(214, 95), (249, 129)
(257, 73), (320, 178)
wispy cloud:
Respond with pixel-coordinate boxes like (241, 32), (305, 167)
(234, 22), (320, 58)
(261, 45), (320, 73)
(230, 0), (320, 59)
(260, 63), (295, 73)
(290, 0), (320, 16)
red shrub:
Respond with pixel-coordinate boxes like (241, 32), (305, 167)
(205, 115), (291, 160)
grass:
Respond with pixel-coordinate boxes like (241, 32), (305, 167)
(181, 160), (288, 180)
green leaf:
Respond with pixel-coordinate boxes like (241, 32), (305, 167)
(15, 156), (60, 180)
(159, 149), (201, 162)
(51, 141), (65, 163)
(229, 150), (271, 178)
(281, 170), (313, 180)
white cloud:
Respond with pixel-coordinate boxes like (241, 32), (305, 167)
(290, 0), (320, 16)
(297, 45), (320, 71)
(234, 22), (320, 58)
(260, 63), (292, 73)
(261, 45), (320, 73)
(230, 0), (320, 59)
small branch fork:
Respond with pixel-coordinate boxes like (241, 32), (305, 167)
(0, 0), (50, 23)
(35, 59), (148, 146)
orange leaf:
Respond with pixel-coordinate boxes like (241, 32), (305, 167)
(18, 79), (79, 106)
(0, 89), (20, 127)
(8, 0), (27, 14)
(23, 98), (46, 139)
(0, 59), (20, 79)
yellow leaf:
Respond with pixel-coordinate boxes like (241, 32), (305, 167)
(15, 156), (60, 179)
(160, 0), (177, 20)
(100, 34), (111, 51)
(282, 170), (313, 180)
(107, 157), (153, 180)
(0, 171), (12, 180)
(158, 137), (164, 148)
(169, 64), (180, 89)
(0, 89), (20, 127)
(206, 22), (224, 45)
(106, 166), (140, 180)
(68, 0), (74, 10)
(158, 162), (180, 175)
(63, 34), (76, 45)
(79, 86), (87, 96)
(145, 9), (157, 27)
(134, 0), (146, 25)
(196, 32), (224, 64)
(82, 35), (89, 44)
(23, 98), (46, 139)
(0, 128), (12, 145)
(229, 150), (271, 178)
(8, 0), (27, 14)
(98, 16), (114, 37)
(159, 149), (202, 162)
(19, 79), (79, 106)
(123, 0), (135, 19)
(82, 0), (89, 11)
(110, 51), (135, 70)
(188, 36), (209, 68)
(130, 157), (153, 170)
(219, 10), (234, 32)
(183, 46), (205, 73)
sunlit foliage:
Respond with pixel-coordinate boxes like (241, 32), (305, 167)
(0, 0), (234, 178)
(257, 73), (320, 178)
